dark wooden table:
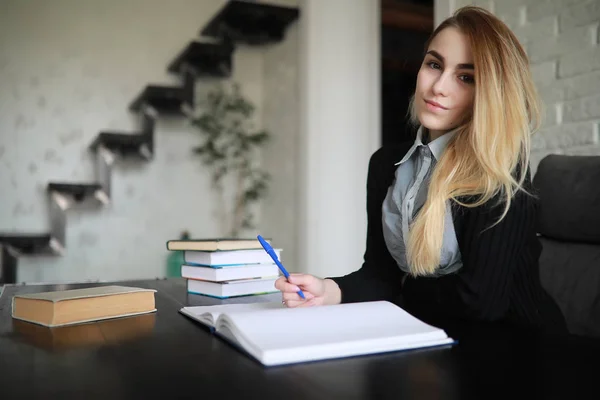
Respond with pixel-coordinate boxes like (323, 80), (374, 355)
(1, 279), (599, 399)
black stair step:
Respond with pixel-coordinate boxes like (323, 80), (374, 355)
(201, 0), (299, 45)
(0, 233), (59, 255)
(129, 85), (191, 114)
(1, 244), (18, 284)
(90, 131), (152, 159)
(47, 182), (103, 202)
(167, 41), (234, 77)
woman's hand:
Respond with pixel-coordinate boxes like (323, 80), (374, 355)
(275, 273), (342, 308)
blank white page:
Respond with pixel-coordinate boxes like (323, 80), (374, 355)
(181, 302), (284, 326)
(220, 301), (452, 366)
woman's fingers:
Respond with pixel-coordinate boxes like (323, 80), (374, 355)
(296, 298), (318, 307)
(274, 276), (287, 291)
(287, 273), (315, 287)
(284, 299), (306, 308)
(274, 277), (301, 293)
(276, 274), (324, 304)
(282, 291), (314, 302)
(285, 298), (318, 308)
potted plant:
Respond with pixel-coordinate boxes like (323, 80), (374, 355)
(189, 82), (270, 237)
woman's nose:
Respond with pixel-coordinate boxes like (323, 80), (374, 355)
(432, 73), (451, 96)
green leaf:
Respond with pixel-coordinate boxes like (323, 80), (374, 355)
(189, 81), (271, 224)
(192, 146), (206, 154)
(241, 215), (254, 229)
(247, 131), (269, 144)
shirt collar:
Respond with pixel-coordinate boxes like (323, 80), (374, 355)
(395, 126), (459, 165)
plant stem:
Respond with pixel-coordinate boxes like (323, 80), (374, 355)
(232, 167), (245, 237)
(215, 182), (228, 237)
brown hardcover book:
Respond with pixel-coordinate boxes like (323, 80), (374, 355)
(166, 238), (270, 252)
(13, 312), (156, 352)
(11, 285), (156, 327)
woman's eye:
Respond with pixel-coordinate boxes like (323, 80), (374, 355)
(427, 61), (441, 70)
(459, 75), (475, 84)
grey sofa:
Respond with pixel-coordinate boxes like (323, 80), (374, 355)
(534, 154), (600, 337)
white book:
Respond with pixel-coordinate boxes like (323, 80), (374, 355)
(187, 277), (278, 298)
(181, 264), (280, 282)
(180, 301), (455, 366)
(184, 249), (282, 266)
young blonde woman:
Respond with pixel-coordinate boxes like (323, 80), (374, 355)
(276, 6), (567, 332)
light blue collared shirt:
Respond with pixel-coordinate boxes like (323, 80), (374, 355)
(381, 126), (463, 277)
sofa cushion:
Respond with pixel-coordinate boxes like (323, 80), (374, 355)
(533, 155), (600, 244)
(539, 237), (600, 337)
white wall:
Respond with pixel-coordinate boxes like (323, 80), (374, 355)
(0, 0), (265, 283)
(296, 0), (381, 278)
(261, 10), (300, 272)
(435, 0), (457, 27)
(442, 0), (600, 173)
(262, 0), (382, 277)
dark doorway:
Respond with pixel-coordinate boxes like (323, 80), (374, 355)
(381, 0), (434, 146)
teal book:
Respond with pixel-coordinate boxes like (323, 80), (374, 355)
(186, 277), (278, 298)
(183, 248), (282, 266)
(181, 263), (279, 282)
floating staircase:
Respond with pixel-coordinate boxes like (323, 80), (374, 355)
(0, 0), (299, 284)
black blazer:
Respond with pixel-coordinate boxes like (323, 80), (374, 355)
(330, 143), (567, 332)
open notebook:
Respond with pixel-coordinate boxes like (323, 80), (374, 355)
(180, 301), (455, 366)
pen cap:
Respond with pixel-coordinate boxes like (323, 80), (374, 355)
(257, 235), (272, 251)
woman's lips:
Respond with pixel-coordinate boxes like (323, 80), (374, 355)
(425, 99), (447, 111)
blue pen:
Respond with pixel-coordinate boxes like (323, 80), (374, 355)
(257, 235), (306, 300)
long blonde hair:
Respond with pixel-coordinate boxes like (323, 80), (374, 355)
(406, 6), (542, 276)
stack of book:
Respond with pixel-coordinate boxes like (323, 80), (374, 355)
(166, 238), (281, 298)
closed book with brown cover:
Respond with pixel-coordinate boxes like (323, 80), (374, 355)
(11, 285), (156, 327)
(166, 238), (270, 252)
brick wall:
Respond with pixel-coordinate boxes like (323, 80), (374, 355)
(454, 0), (600, 173)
